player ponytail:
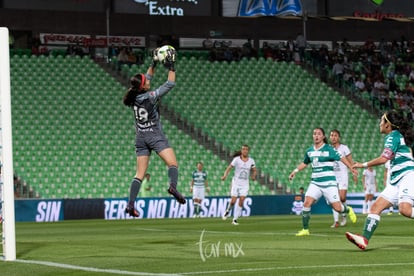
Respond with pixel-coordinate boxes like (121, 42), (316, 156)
(123, 73), (146, 106)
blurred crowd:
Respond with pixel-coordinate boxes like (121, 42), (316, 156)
(308, 37), (414, 120)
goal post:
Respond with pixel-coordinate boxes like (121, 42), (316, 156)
(0, 27), (16, 261)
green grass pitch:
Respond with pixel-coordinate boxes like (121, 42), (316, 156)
(2, 214), (414, 275)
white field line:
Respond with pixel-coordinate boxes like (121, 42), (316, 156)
(15, 259), (181, 276)
(14, 259), (414, 276)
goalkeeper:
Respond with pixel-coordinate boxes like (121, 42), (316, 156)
(123, 47), (186, 218)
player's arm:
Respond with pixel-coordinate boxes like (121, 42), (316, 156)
(221, 165), (233, 180)
(190, 179), (194, 192)
(340, 155), (358, 177)
(353, 156), (388, 169)
(289, 162), (307, 180)
(346, 153), (358, 183)
(165, 48), (176, 82)
(146, 47), (159, 79)
(205, 180), (210, 193)
(362, 173), (366, 189)
(251, 167), (257, 181)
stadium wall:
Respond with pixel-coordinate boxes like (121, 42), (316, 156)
(1, 9), (414, 44)
(14, 195), (372, 222)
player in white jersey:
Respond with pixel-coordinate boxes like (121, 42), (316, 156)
(329, 129), (357, 228)
(289, 128), (358, 236)
(190, 162), (209, 218)
(221, 144), (257, 225)
(362, 167), (377, 214)
(347, 110), (414, 250)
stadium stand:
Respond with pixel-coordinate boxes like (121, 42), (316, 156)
(10, 51), (386, 199)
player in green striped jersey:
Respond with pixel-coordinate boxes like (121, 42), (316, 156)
(346, 110), (414, 250)
(190, 162), (209, 218)
(289, 128), (358, 236)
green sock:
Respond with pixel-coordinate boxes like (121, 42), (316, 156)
(195, 204), (200, 215)
(302, 210), (311, 230)
(363, 216), (380, 240)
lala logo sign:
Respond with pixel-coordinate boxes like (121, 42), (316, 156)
(238, 0), (302, 17)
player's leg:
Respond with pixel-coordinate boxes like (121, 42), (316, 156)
(397, 172), (414, 218)
(366, 193), (374, 214)
(126, 155), (149, 217)
(223, 196), (237, 219)
(159, 147), (186, 204)
(193, 198), (201, 217)
(232, 196), (246, 225)
(223, 183), (238, 219)
(327, 186), (356, 224)
(339, 189), (348, 226)
(296, 184), (319, 236)
(346, 186), (396, 250)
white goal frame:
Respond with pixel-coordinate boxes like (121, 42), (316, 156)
(0, 27), (16, 261)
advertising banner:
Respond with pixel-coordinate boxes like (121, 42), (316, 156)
(14, 195), (353, 222)
(40, 33), (145, 48)
(3, 0), (106, 12)
(328, 0), (414, 19)
(222, 0), (318, 17)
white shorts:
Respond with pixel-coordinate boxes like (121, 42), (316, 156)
(192, 186), (205, 200)
(336, 174), (349, 190)
(380, 171), (414, 206)
(364, 184), (376, 195)
(231, 185), (249, 197)
(305, 182), (341, 204)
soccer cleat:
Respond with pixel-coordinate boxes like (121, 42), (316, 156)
(222, 211), (229, 220)
(296, 229), (310, 236)
(330, 221), (339, 228)
(340, 217), (347, 227)
(232, 219), (239, 225)
(347, 206), (357, 223)
(345, 232), (368, 250)
(125, 206), (139, 217)
(167, 187), (186, 204)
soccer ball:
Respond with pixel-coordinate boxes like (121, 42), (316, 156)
(156, 45), (175, 63)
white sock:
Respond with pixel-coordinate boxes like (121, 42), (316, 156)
(233, 205), (240, 220)
(234, 204), (242, 220)
(332, 210), (339, 222)
(362, 201), (367, 214)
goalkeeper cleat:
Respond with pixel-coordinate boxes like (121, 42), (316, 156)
(296, 229), (310, 236)
(125, 206), (139, 218)
(347, 206), (357, 223)
(167, 187), (186, 204)
(346, 232), (368, 250)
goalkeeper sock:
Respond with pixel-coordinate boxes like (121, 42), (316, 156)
(128, 178), (142, 207)
(168, 166), (178, 189)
